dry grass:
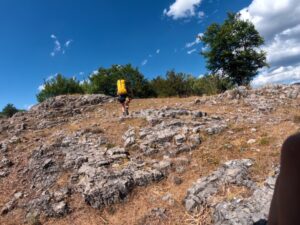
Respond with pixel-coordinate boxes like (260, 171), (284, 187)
(293, 115), (300, 123)
(183, 207), (212, 225)
(1, 96), (299, 225)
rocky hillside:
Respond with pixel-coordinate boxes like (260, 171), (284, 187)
(0, 85), (299, 225)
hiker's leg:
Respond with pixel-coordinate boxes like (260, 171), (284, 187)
(121, 103), (126, 115)
(268, 133), (300, 225)
(125, 98), (131, 115)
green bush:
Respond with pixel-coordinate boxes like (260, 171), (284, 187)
(150, 72), (232, 98)
(37, 74), (84, 102)
(192, 74), (233, 96)
(35, 66), (234, 102)
(150, 71), (196, 97)
(87, 64), (154, 98)
(1, 104), (19, 117)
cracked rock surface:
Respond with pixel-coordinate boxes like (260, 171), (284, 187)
(1, 94), (229, 220)
(0, 85), (298, 224)
(184, 159), (279, 225)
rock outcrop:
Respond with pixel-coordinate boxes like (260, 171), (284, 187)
(184, 159), (279, 225)
(1, 94), (232, 220)
(0, 85), (298, 224)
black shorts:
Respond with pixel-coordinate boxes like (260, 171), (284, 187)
(117, 94), (127, 104)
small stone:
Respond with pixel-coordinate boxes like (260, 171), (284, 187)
(43, 159), (54, 169)
(0, 170), (10, 177)
(150, 207), (167, 219)
(189, 134), (201, 148)
(26, 211), (41, 225)
(174, 134), (186, 145)
(247, 139), (256, 145)
(224, 144), (233, 149)
(14, 192), (23, 199)
(193, 111), (204, 118)
(52, 201), (68, 216)
(185, 199), (197, 212)
(172, 176), (183, 185)
(162, 193), (175, 206)
(153, 160), (172, 173)
(175, 165), (186, 174)
(192, 126), (203, 133)
(1, 199), (17, 215)
(53, 188), (70, 202)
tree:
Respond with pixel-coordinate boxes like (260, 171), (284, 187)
(36, 74), (84, 102)
(87, 64), (154, 98)
(2, 104), (19, 117)
(150, 76), (169, 97)
(201, 13), (268, 86)
(192, 74), (233, 96)
(150, 71), (195, 97)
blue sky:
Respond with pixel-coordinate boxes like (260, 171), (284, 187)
(1, 0), (298, 110)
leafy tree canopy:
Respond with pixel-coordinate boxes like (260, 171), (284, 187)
(37, 74), (84, 102)
(1, 104), (19, 117)
(150, 71), (195, 97)
(87, 64), (153, 98)
(201, 13), (268, 85)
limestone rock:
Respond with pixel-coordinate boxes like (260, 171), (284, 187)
(184, 159), (254, 212)
(213, 169), (279, 225)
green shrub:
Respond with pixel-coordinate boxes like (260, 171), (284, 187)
(192, 74), (233, 96)
(1, 104), (19, 117)
(150, 71), (196, 97)
(37, 74), (84, 102)
(87, 64), (154, 98)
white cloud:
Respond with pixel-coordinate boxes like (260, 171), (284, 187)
(198, 11), (205, 19)
(252, 64), (300, 86)
(50, 34), (61, 56)
(186, 40), (198, 48)
(80, 78), (91, 85)
(46, 75), (55, 81)
(187, 49), (197, 54)
(65, 40), (72, 47)
(164, 0), (203, 20)
(24, 104), (34, 110)
(141, 49), (160, 66)
(38, 74), (57, 91)
(50, 34), (72, 57)
(185, 33), (203, 48)
(141, 59), (148, 66)
(38, 84), (45, 91)
(201, 45), (208, 52)
(240, 0), (300, 85)
(54, 40), (61, 51)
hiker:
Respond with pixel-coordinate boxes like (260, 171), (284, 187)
(117, 79), (132, 116)
(268, 132), (300, 225)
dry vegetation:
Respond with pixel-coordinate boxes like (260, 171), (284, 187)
(0, 96), (299, 225)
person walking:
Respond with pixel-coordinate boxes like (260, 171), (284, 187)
(117, 79), (132, 116)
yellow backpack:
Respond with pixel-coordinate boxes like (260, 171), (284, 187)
(117, 79), (127, 95)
